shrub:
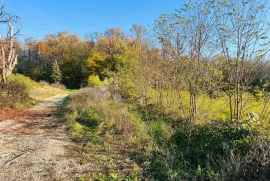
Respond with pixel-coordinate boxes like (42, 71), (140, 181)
(149, 121), (171, 146)
(88, 75), (107, 87)
(67, 88), (152, 148)
(172, 121), (255, 160)
(0, 78), (33, 108)
(222, 138), (270, 180)
(145, 120), (269, 181)
(39, 80), (50, 87)
(9, 74), (39, 90)
(51, 83), (66, 89)
(29, 67), (40, 81)
(69, 87), (111, 110)
(77, 109), (102, 129)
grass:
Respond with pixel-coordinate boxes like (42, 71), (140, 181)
(65, 87), (270, 181)
(132, 107), (270, 181)
(0, 74), (74, 109)
(147, 88), (270, 123)
(29, 84), (72, 102)
(64, 88), (150, 180)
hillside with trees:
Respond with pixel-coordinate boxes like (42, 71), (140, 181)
(1, 0), (270, 180)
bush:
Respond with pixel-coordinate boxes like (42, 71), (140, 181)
(0, 78), (33, 108)
(65, 89), (150, 180)
(144, 120), (270, 181)
(149, 121), (171, 146)
(67, 87), (152, 147)
(88, 75), (107, 87)
(10, 74), (39, 90)
(69, 87), (111, 109)
(51, 83), (66, 89)
(172, 121), (255, 160)
(77, 109), (102, 129)
(39, 80), (50, 87)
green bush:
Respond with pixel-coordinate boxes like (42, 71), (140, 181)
(149, 158), (168, 180)
(172, 121), (255, 159)
(149, 121), (171, 146)
(10, 74), (39, 90)
(145, 120), (268, 181)
(137, 106), (173, 123)
(77, 109), (102, 129)
(88, 75), (107, 87)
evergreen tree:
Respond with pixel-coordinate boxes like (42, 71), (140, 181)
(51, 60), (62, 83)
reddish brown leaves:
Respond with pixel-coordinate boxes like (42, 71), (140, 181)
(0, 109), (52, 122)
(0, 109), (26, 122)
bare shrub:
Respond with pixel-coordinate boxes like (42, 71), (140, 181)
(221, 138), (270, 181)
(51, 83), (66, 89)
(0, 80), (31, 108)
(39, 81), (50, 87)
(70, 87), (111, 109)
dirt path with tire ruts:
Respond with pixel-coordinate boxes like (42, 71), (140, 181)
(0, 94), (87, 181)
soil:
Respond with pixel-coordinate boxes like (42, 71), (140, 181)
(0, 94), (87, 181)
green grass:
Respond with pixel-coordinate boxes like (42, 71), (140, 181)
(64, 88), (270, 180)
(10, 74), (39, 90)
(65, 88), (149, 180)
(147, 88), (270, 123)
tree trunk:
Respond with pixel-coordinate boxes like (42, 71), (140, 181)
(1, 23), (18, 88)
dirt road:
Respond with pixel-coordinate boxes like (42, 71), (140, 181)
(0, 94), (85, 181)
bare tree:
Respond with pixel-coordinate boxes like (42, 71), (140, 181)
(155, 0), (219, 122)
(216, 0), (270, 120)
(0, 4), (20, 88)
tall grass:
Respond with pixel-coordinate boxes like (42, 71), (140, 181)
(65, 87), (270, 180)
(147, 88), (270, 123)
(0, 74), (69, 108)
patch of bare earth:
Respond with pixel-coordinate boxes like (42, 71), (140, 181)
(0, 94), (88, 181)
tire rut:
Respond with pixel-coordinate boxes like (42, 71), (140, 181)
(0, 94), (87, 181)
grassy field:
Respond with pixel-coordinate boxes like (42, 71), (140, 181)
(147, 88), (270, 123)
(64, 87), (270, 180)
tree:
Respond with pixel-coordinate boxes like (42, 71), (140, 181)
(89, 28), (128, 80)
(215, 0), (270, 121)
(0, 4), (20, 88)
(154, 0), (218, 122)
(51, 60), (62, 83)
(17, 31), (94, 87)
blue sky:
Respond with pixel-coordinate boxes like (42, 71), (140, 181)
(2, 0), (186, 41)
